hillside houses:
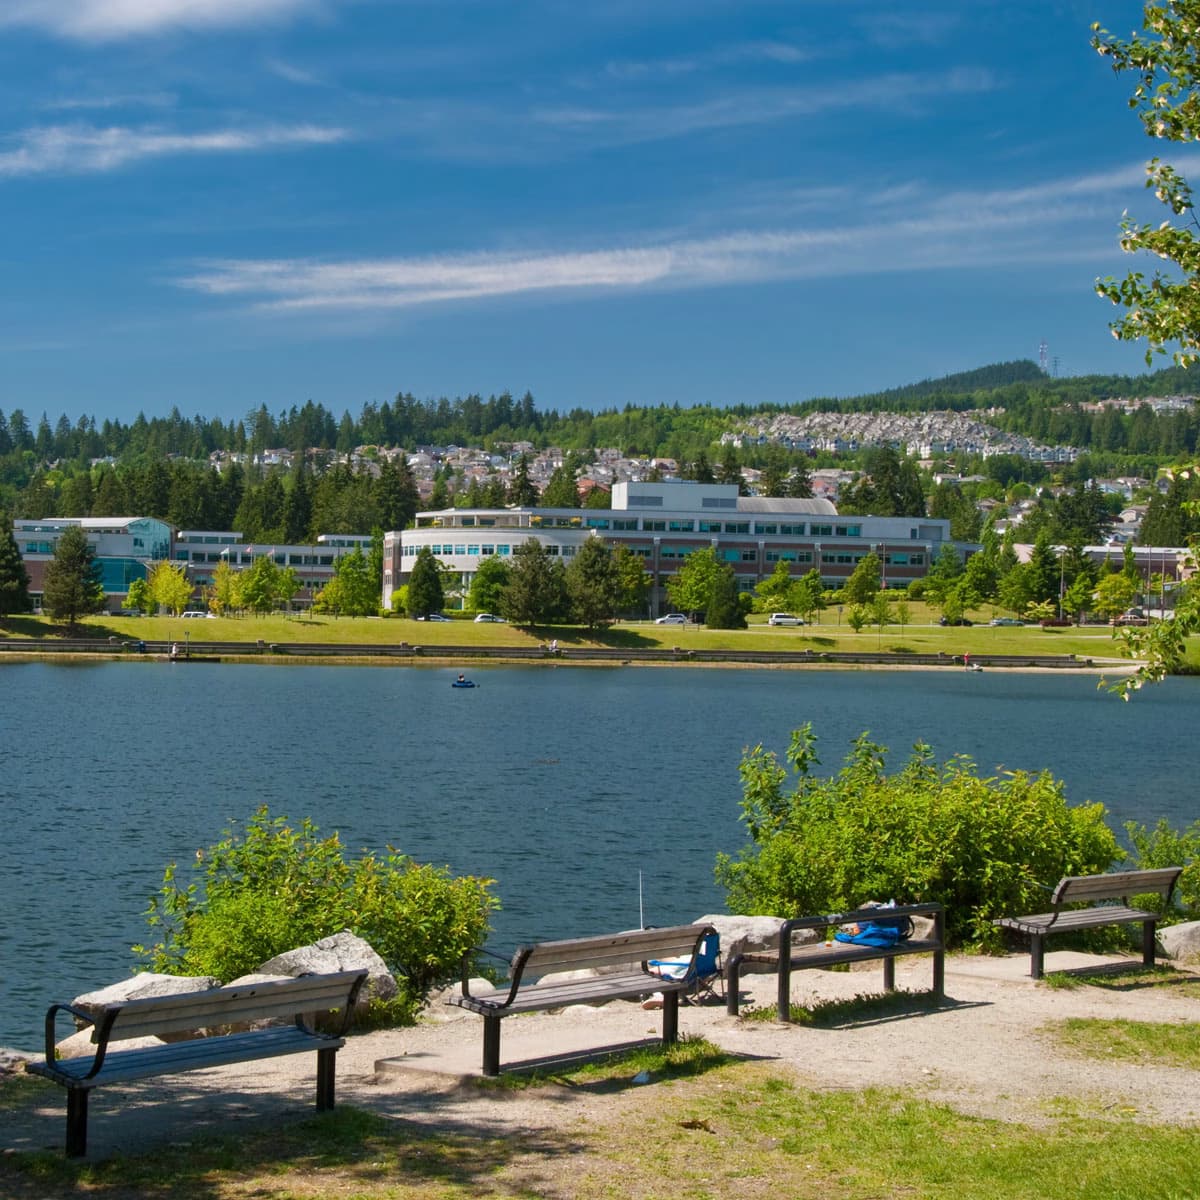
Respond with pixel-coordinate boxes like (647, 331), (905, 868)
(722, 410), (1077, 464)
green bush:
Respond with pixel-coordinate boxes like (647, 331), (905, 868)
(1125, 818), (1200, 920)
(136, 807), (498, 1011)
(715, 725), (1122, 949)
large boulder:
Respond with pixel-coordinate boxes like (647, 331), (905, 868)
(1158, 920), (1200, 963)
(257, 930), (398, 1007)
(695, 914), (797, 972)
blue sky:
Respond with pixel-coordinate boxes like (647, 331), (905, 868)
(0, 0), (1174, 426)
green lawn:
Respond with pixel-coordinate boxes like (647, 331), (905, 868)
(0, 606), (1159, 665)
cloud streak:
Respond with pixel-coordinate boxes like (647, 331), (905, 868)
(176, 160), (1155, 315)
(0, 0), (326, 40)
(0, 122), (347, 176)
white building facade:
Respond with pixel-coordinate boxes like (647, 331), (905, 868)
(383, 480), (957, 615)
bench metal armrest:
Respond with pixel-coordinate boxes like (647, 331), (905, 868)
(459, 946), (524, 1006)
(312, 970), (368, 1038)
(44, 1001), (118, 1080)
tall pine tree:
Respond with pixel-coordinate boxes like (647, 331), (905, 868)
(0, 512), (31, 618)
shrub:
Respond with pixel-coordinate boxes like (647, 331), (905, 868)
(715, 725), (1122, 949)
(1125, 818), (1200, 920)
(136, 807), (497, 1010)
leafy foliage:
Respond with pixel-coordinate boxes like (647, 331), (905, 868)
(1125, 816), (1200, 918)
(0, 511), (31, 617)
(715, 725), (1122, 948)
(137, 807), (498, 1008)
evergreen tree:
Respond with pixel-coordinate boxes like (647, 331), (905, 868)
(705, 563), (746, 629)
(42, 525), (105, 625)
(541, 463), (580, 508)
(507, 454), (538, 506)
(786, 457), (813, 499)
(501, 538), (567, 625)
(0, 512), (31, 617)
(406, 546), (445, 617)
(565, 536), (621, 629)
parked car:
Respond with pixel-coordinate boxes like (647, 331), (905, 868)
(767, 612), (803, 626)
(939, 616), (973, 626)
(416, 613), (451, 621)
(1114, 611), (1149, 626)
(655, 613), (687, 625)
(474, 613), (505, 623)
(181, 610), (215, 619)
(989, 617), (1024, 626)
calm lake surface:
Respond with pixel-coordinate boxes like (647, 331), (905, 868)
(1, 660), (1196, 1049)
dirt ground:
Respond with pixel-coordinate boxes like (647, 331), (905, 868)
(3, 948), (1198, 1162)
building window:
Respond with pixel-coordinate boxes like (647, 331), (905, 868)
(669, 520), (694, 532)
(724, 522), (750, 534)
(779, 524), (804, 536)
(612, 519), (638, 530)
(741, 550), (757, 561)
(811, 524), (833, 536)
(586, 519), (610, 529)
(757, 524), (777, 534)
(701, 497), (737, 508)
(628, 494), (664, 506)
(644, 520), (666, 531)
(698, 521), (722, 533)
(835, 525), (861, 537)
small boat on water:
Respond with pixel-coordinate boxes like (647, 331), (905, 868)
(451, 675), (477, 688)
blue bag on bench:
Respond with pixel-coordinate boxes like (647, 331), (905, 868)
(834, 905), (915, 947)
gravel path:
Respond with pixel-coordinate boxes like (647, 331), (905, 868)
(4, 950), (1198, 1160)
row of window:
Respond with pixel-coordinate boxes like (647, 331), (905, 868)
(428, 519), (874, 536)
(404, 543), (578, 558)
(176, 551), (338, 566)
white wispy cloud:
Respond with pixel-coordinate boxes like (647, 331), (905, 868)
(0, 121), (347, 176)
(0, 0), (326, 41)
(42, 92), (177, 112)
(175, 159), (1155, 315)
(602, 40), (810, 81)
(533, 68), (995, 149)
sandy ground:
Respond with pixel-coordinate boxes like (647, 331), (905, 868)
(3, 948), (1198, 1160)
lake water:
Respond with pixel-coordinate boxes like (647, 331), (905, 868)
(1, 660), (1196, 1049)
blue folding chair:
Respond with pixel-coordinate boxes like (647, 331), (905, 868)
(648, 931), (722, 1004)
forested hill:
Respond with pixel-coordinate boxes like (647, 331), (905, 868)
(1, 358), (1199, 493)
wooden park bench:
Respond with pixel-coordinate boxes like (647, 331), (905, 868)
(725, 903), (945, 1021)
(447, 924), (716, 1075)
(28, 969), (368, 1156)
(993, 867), (1184, 980)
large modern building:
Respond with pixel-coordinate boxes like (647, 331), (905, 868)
(382, 480), (958, 615)
(15, 519), (373, 613)
(14, 517), (173, 610)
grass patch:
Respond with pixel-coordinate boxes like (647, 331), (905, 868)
(5, 1067), (1198, 1199)
(0, 1074), (52, 1114)
(1042, 964), (1200, 993)
(1045, 1017), (1200, 1069)
(473, 1034), (731, 1090)
(739, 988), (942, 1026)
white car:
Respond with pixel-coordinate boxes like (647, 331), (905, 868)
(767, 612), (803, 626)
(655, 613), (687, 625)
(181, 610), (215, 619)
(474, 613), (505, 623)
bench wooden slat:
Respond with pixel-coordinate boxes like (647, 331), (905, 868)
(32, 1026), (341, 1089)
(98, 971), (367, 1041)
(1052, 868), (1182, 906)
(515, 925), (710, 977)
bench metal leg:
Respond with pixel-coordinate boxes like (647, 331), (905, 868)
(882, 957), (895, 992)
(776, 956), (793, 1023)
(66, 1088), (88, 1158)
(316, 1047), (337, 1110)
(725, 957), (742, 1016)
(662, 990), (679, 1045)
(1030, 935), (1044, 981)
(482, 1015), (502, 1076)
(1143, 920), (1156, 969)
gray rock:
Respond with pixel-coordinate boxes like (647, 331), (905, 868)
(1158, 919), (1200, 963)
(0, 1048), (32, 1074)
(257, 930), (399, 1006)
(695, 914), (792, 972)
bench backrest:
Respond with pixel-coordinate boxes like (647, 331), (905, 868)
(512, 924), (713, 984)
(97, 970), (368, 1043)
(1052, 867), (1183, 908)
